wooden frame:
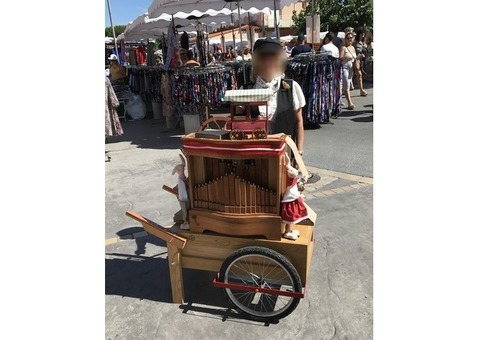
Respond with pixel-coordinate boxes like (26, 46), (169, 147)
(182, 134), (288, 240)
(125, 210), (315, 304)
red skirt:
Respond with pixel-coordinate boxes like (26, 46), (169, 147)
(281, 198), (308, 224)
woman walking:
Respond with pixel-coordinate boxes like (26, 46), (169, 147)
(339, 32), (357, 109)
(354, 29), (368, 96)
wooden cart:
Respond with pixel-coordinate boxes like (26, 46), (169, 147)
(126, 209), (315, 322)
(125, 110), (317, 321)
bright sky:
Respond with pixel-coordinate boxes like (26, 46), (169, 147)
(105, 0), (152, 26)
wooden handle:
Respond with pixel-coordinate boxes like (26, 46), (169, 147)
(162, 185), (179, 198)
(125, 210), (187, 249)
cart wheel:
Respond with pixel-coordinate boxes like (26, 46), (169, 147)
(218, 246), (302, 321)
(197, 117), (231, 131)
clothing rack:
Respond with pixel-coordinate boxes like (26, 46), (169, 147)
(124, 57), (342, 129)
(173, 65), (230, 75)
(292, 51), (337, 62)
(219, 61), (253, 88)
(286, 56), (343, 127)
(171, 66), (237, 122)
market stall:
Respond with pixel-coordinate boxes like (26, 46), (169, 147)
(117, 0), (342, 128)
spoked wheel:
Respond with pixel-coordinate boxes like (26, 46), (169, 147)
(197, 116), (231, 131)
(218, 246), (302, 321)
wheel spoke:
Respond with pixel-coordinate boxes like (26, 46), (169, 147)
(223, 249), (300, 319)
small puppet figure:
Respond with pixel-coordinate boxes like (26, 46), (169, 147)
(172, 154), (190, 230)
(281, 154), (308, 240)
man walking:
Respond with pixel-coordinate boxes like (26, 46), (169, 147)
(290, 34), (312, 57)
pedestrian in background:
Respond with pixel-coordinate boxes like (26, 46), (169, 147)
(207, 53), (216, 65)
(330, 26), (343, 49)
(339, 32), (357, 109)
(179, 49), (200, 67)
(319, 33), (339, 57)
(353, 28), (368, 96)
(285, 38), (296, 57)
(107, 54), (127, 84)
(290, 34), (312, 57)
(243, 47), (252, 60)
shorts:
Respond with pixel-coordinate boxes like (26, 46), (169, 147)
(342, 66), (353, 90)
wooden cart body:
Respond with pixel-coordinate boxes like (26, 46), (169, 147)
(126, 211), (315, 304)
(125, 132), (317, 311)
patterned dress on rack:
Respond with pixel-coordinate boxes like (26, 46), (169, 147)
(105, 77), (124, 137)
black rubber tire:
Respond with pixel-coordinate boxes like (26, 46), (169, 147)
(219, 246), (302, 321)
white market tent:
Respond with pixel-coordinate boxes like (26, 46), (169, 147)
(148, 0), (296, 18)
(122, 7), (271, 41)
(148, 0), (297, 41)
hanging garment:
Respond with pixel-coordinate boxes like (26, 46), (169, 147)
(105, 77), (124, 137)
(135, 46), (147, 65)
(147, 43), (155, 66)
(163, 23), (179, 70)
(128, 50), (137, 65)
(285, 55), (343, 127)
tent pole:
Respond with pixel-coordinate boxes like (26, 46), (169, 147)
(273, 0), (280, 40)
(231, 13), (236, 49)
(247, 12), (252, 47)
(237, 1), (246, 84)
(106, 0), (119, 57)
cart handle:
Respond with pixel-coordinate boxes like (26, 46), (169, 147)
(125, 210), (187, 249)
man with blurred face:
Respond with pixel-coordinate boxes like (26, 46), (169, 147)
(240, 38), (306, 155)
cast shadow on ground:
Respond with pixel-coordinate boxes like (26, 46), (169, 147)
(351, 115), (373, 123)
(107, 119), (184, 150)
(337, 109), (373, 117)
(105, 248), (276, 326)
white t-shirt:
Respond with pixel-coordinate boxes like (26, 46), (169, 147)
(252, 76), (306, 121)
(320, 43), (339, 58)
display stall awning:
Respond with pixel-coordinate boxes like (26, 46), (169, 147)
(149, 0), (297, 18)
(122, 7), (271, 41)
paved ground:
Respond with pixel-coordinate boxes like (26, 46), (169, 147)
(105, 84), (373, 339)
(303, 83), (373, 178)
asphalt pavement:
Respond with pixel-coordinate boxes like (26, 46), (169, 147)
(105, 84), (373, 339)
(303, 83), (373, 178)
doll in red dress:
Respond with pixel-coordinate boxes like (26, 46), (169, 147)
(281, 154), (308, 240)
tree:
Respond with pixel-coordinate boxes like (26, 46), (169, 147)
(292, 0), (372, 34)
(105, 25), (127, 37)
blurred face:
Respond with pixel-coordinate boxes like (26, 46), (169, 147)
(254, 52), (283, 81)
(345, 34), (354, 46)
